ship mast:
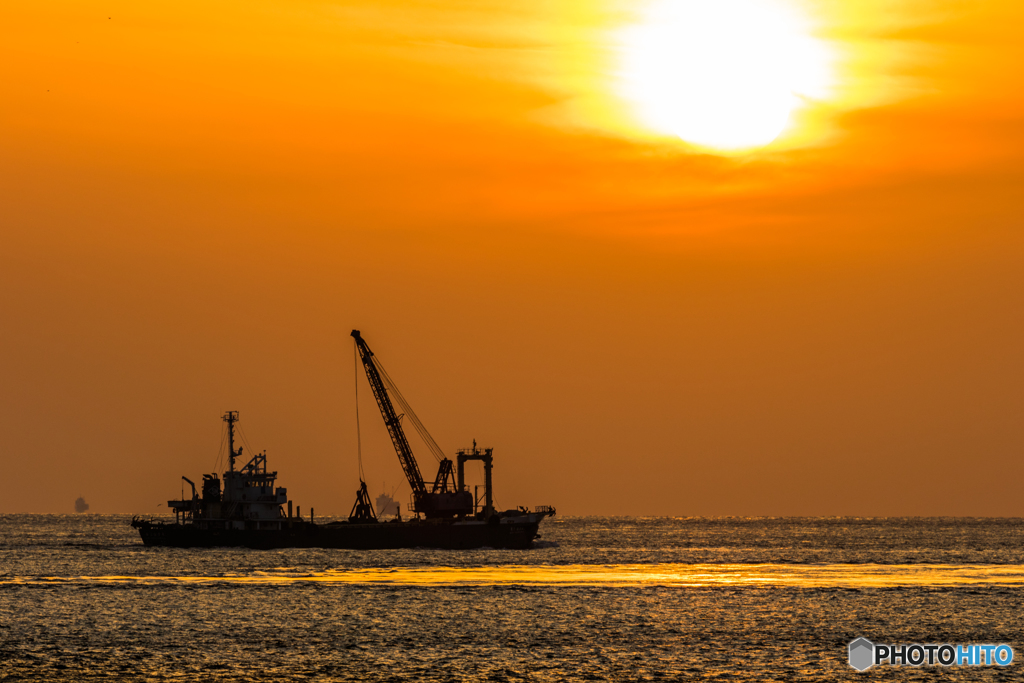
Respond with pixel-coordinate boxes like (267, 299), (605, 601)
(223, 410), (240, 472)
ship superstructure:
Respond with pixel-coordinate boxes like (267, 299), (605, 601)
(166, 411), (291, 532)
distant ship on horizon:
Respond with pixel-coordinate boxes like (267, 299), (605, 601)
(375, 488), (399, 518)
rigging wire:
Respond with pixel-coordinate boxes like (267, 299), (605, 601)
(236, 423), (256, 466)
(354, 338), (365, 482)
(213, 424), (228, 473)
(374, 356), (445, 463)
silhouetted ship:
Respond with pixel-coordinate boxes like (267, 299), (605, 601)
(132, 331), (554, 549)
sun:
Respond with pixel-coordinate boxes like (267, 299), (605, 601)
(616, 0), (833, 152)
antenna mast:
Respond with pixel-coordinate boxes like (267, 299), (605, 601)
(223, 411), (240, 472)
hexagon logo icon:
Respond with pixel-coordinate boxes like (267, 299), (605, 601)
(848, 638), (874, 671)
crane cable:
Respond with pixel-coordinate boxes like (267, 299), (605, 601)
(374, 357), (444, 463)
(354, 338), (365, 481)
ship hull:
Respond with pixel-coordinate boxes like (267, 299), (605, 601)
(132, 518), (543, 550)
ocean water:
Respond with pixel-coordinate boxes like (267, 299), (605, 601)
(1, 515), (1022, 681)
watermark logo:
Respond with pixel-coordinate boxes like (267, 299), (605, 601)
(848, 638), (1014, 671)
(848, 638), (874, 671)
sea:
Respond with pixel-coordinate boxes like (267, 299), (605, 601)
(1, 515), (1023, 681)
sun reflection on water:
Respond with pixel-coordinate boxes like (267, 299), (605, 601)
(10, 564), (1024, 588)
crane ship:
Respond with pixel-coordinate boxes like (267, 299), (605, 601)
(131, 330), (555, 549)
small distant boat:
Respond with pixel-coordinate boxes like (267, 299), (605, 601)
(131, 331), (554, 549)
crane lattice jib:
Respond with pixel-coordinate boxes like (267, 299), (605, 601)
(351, 331), (427, 495)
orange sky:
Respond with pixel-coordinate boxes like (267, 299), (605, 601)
(2, 0), (1023, 515)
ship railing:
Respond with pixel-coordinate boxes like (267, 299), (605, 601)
(534, 505), (555, 515)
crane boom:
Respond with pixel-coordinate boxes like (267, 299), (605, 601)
(351, 330), (473, 518)
(351, 330), (427, 495)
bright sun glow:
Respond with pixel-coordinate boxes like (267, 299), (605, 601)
(617, 0), (833, 151)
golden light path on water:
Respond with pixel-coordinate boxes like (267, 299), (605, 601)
(11, 564), (1024, 587)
